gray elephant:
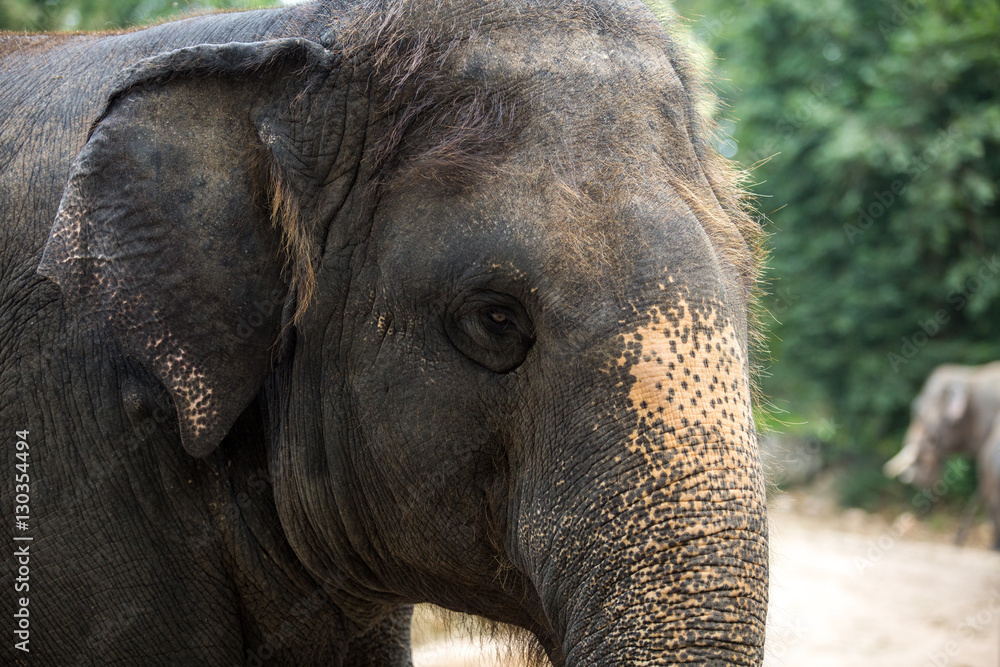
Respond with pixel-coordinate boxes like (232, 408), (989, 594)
(1, 0), (768, 664)
(884, 362), (1000, 548)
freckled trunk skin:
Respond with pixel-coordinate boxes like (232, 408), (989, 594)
(520, 297), (767, 665)
(559, 464), (767, 665)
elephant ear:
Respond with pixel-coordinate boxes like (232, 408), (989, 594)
(944, 385), (969, 423)
(38, 39), (334, 457)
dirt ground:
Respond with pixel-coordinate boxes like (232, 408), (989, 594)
(411, 493), (1000, 666)
(766, 492), (999, 667)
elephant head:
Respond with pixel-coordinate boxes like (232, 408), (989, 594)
(38, 0), (767, 663)
(885, 363), (1000, 489)
(884, 365), (979, 486)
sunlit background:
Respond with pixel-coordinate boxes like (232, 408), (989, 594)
(5, 0), (997, 664)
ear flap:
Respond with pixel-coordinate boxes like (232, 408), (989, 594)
(944, 384), (969, 423)
(38, 39), (333, 457)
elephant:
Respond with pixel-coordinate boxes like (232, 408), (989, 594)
(0, 0), (768, 664)
(884, 362), (1000, 548)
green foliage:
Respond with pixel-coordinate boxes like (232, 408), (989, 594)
(0, 0), (278, 32)
(941, 456), (979, 500)
(671, 0), (1000, 505)
(837, 465), (903, 512)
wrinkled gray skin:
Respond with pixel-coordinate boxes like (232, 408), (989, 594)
(1, 0), (767, 664)
(885, 362), (1000, 548)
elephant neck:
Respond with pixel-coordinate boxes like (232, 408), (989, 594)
(212, 399), (355, 663)
(217, 395), (414, 663)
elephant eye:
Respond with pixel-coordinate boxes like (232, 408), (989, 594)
(482, 306), (518, 335)
(445, 292), (535, 373)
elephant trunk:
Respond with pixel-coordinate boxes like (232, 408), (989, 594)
(560, 465), (767, 664)
(883, 436), (921, 484)
(524, 441), (768, 666)
(884, 420), (931, 485)
(518, 303), (768, 664)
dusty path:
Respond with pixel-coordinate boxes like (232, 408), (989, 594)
(766, 496), (1000, 667)
(412, 498), (1000, 665)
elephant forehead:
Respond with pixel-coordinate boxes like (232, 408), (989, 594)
(615, 294), (756, 480)
(468, 28), (684, 127)
(468, 15), (679, 77)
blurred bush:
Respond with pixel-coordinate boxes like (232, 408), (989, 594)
(670, 0), (1000, 508)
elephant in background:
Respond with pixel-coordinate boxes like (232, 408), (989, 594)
(884, 362), (1000, 547)
(1, 0), (768, 664)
